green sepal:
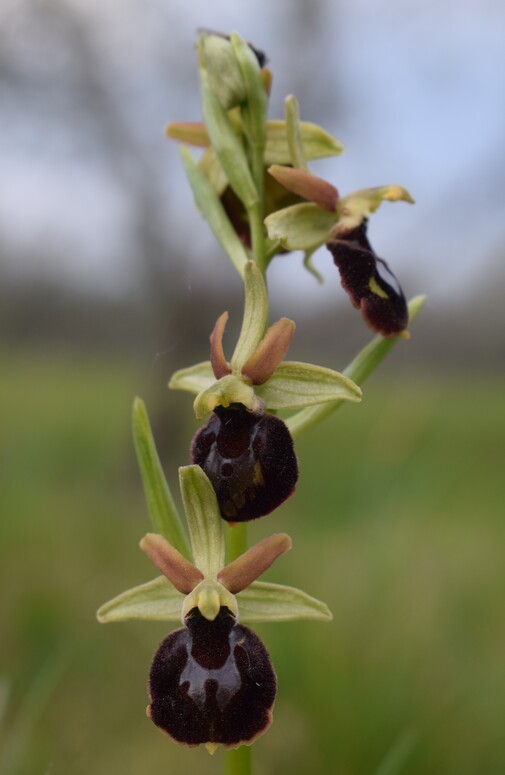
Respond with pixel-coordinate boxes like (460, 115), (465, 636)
(264, 120), (344, 165)
(174, 117), (344, 171)
(335, 185), (415, 235)
(255, 361), (362, 410)
(97, 577), (332, 624)
(199, 65), (258, 210)
(286, 295), (426, 437)
(132, 398), (190, 558)
(237, 580), (332, 622)
(179, 465), (225, 579)
(180, 145), (249, 277)
(193, 374), (262, 420)
(231, 261), (269, 370)
(96, 576), (184, 623)
(168, 360), (215, 396)
(264, 202), (337, 251)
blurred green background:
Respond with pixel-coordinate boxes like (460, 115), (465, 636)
(1, 347), (504, 774)
(1, 0), (505, 773)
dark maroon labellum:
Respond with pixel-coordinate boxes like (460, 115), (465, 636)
(148, 607), (277, 748)
(327, 221), (409, 336)
(191, 404), (298, 522)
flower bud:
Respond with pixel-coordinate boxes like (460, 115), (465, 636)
(191, 404), (298, 522)
(148, 607), (276, 748)
(201, 34), (247, 110)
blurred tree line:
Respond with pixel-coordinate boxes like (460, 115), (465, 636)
(1, 0), (504, 374)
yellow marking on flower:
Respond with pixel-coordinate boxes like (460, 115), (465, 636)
(368, 276), (389, 299)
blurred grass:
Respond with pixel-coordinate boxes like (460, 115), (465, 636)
(1, 348), (505, 774)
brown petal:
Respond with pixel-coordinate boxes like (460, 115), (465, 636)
(140, 533), (203, 594)
(210, 311), (232, 379)
(241, 318), (295, 385)
(218, 533), (292, 593)
(268, 165), (339, 212)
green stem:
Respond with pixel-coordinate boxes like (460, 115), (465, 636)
(223, 745), (252, 775)
(224, 523), (251, 774)
(226, 522), (248, 563)
(246, 106), (266, 274)
(287, 295), (426, 437)
(249, 202), (266, 274)
(224, 61), (265, 774)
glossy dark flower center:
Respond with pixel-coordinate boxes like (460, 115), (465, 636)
(148, 607), (277, 747)
(191, 404), (298, 521)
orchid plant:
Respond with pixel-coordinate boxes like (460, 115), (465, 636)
(97, 30), (424, 774)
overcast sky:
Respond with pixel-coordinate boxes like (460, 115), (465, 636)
(1, 0), (504, 306)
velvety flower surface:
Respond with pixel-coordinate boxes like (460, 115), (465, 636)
(327, 221), (409, 337)
(191, 403), (298, 521)
(148, 606), (276, 748)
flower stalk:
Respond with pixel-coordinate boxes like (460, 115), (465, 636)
(97, 28), (423, 773)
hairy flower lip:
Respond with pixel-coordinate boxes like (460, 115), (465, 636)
(327, 221), (409, 337)
(191, 404), (298, 522)
(148, 606), (277, 750)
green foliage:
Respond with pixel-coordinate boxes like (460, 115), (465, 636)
(2, 350), (505, 773)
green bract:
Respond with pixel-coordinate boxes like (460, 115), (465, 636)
(179, 145), (249, 278)
(286, 295), (426, 437)
(132, 398), (190, 557)
(199, 66), (258, 211)
(230, 32), (267, 155)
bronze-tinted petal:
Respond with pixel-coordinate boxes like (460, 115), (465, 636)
(191, 404), (298, 522)
(148, 607), (276, 748)
(327, 222), (409, 337)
